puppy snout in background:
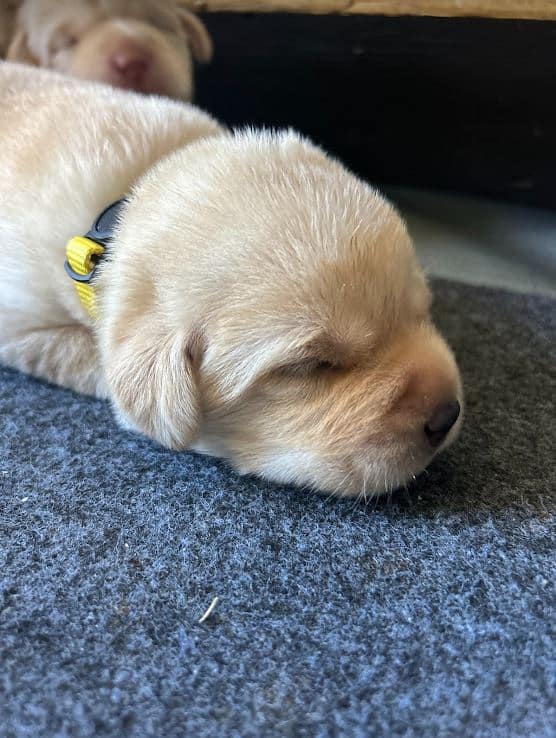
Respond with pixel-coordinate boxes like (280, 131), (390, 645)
(106, 33), (151, 91)
(6, 0), (212, 100)
(0, 63), (463, 499)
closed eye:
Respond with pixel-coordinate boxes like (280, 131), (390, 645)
(276, 358), (337, 377)
(314, 360), (335, 371)
(51, 32), (79, 54)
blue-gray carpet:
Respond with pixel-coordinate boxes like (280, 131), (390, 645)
(1, 280), (555, 738)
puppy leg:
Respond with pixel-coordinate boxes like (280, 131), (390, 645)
(0, 324), (107, 398)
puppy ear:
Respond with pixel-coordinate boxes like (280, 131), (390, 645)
(6, 29), (39, 65)
(177, 9), (213, 63)
(106, 328), (202, 451)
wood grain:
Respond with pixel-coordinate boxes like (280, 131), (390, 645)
(187, 1), (556, 21)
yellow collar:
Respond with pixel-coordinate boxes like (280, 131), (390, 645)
(64, 199), (125, 319)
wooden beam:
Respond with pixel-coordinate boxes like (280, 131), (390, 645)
(187, 1), (556, 21)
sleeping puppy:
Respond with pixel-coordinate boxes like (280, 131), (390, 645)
(6, 0), (212, 100)
(0, 63), (463, 498)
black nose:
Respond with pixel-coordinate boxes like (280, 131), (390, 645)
(424, 400), (460, 447)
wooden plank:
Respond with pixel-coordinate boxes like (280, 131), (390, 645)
(189, 0), (349, 13)
(350, 2), (556, 20)
(187, 1), (556, 21)
(195, 12), (556, 208)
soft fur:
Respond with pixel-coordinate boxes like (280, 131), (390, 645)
(0, 63), (463, 497)
(6, 0), (212, 100)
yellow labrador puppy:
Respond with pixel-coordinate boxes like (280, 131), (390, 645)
(0, 63), (463, 498)
(6, 0), (212, 100)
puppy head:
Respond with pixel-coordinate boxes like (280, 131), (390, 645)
(99, 131), (463, 498)
(7, 0), (212, 100)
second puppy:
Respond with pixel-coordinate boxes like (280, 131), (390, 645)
(6, 0), (212, 100)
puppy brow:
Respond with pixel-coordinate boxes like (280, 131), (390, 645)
(273, 333), (350, 377)
(276, 356), (336, 377)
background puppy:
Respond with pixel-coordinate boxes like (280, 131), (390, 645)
(6, 0), (212, 100)
(0, 63), (463, 498)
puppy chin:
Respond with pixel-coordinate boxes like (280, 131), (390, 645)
(234, 453), (402, 498)
(192, 396), (464, 498)
(209, 446), (436, 499)
(69, 61), (189, 99)
(103, 73), (179, 97)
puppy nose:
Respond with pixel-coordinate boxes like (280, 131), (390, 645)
(110, 51), (149, 81)
(424, 400), (460, 447)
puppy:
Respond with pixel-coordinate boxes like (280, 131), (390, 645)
(0, 64), (463, 498)
(6, 0), (212, 100)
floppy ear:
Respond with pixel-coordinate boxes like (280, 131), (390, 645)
(6, 28), (39, 65)
(106, 328), (202, 451)
(177, 9), (213, 63)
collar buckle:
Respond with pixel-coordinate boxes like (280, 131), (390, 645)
(64, 198), (126, 319)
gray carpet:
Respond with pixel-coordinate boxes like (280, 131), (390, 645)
(0, 279), (555, 738)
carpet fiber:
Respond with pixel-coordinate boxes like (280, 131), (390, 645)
(1, 279), (554, 738)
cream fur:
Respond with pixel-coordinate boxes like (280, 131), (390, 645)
(0, 63), (463, 498)
(6, 0), (212, 100)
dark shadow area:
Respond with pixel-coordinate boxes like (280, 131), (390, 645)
(196, 13), (556, 209)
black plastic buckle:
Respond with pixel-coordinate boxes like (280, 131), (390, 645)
(64, 254), (101, 284)
(85, 198), (126, 244)
(63, 198), (126, 284)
